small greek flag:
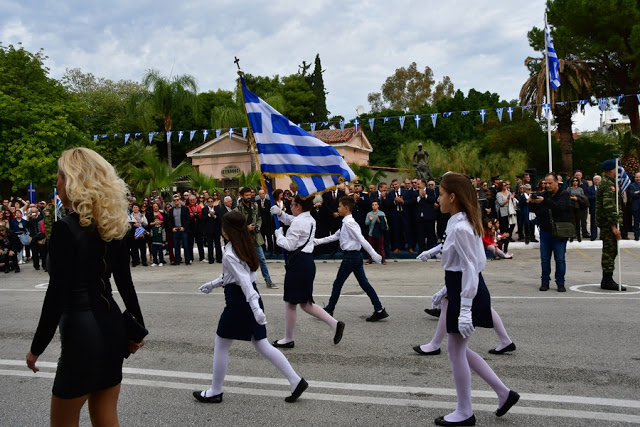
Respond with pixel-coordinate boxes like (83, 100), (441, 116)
(479, 109), (486, 123)
(443, 112), (452, 118)
(598, 98), (608, 112)
(618, 164), (631, 193)
(414, 115), (421, 128)
(399, 116), (406, 130)
(55, 194), (64, 218)
(242, 79), (356, 198)
(507, 107), (513, 121)
(124, 133), (130, 144)
(430, 113), (438, 128)
(189, 130), (196, 142)
(368, 118), (375, 132)
(545, 21), (561, 89)
(496, 108), (503, 122)
(134, 226), (146, 239)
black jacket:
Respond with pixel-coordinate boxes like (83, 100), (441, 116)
(164, 205), (191, 234)
(536, 188), (572, 233)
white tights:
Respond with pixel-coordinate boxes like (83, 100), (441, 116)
(203, 335), (302, 397)
(276, 302), (338, 345)
(419, 299), (513, 353)
(444, 333), (510, 422)
(487, 245), (508, 259)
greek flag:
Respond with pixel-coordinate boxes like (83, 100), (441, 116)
(242, 79), (356, 198)
(55, 194), (64, 218)
(134, 226), (146, 239)
(545, 21), (561, 89)
(618, 164), (631, 193)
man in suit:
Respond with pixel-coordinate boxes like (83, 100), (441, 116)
(387, 178), (415, 253)
(415, 179), (438, 251)
(202, 196), (222, 263)
(352, 182), (370, 238)
(165, 194), (191, 265)
(322, 183), (346, 254)
(574, 170), (591, 238)
(586, 175), (600, 241)
(631, 172), (640, 241)
(256, 189), (274, 254)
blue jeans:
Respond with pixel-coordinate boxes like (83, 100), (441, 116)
(255, 245), (271, 282)
(325, 251), (383, 312)
(173, 230), (190, 264)
(633, 209), (640, 238)
(539, 230), (567, 286)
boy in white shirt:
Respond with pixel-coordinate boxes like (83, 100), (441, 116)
(314, 196), (389, 321)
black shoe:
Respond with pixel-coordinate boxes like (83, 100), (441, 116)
(285, 378), (308, 403)
(424, 308), (441, 318)
(366, 308), (389, 322)
(524, 237), (529, 245)
(591, 236), (597, 241)
(34, 266), (40, 270)
(539, 283), (549, 291)
(192, 390), (223, 403)
(185, 261), (191, 265)
(557, 285), (566, 292)
(413, 345), (441, 356)
(530, 238), (539, 243)
(488, 342), (516, 355)
(272, 340), (295, 348)
(434, 414), (476, 426)
(14, 267), (20, 273)
(209, 261), (215, 264)
(172, 262), (181, 266)
(601, 282), (627, 291)
(583, 233), (591, 238)
(496, 390), (520, 417)
(142, 263), (148, 266)
(334, 321), (345, 344)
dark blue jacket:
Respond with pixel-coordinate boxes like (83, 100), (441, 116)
(416, 188), (437, 220)
(630, 182), (640, 212)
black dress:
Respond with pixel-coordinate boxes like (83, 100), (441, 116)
(283, 252), (316, 304)
(445, 271), (493, 334)
(30, 213), (145, 399)
(217, 282), (267, 341)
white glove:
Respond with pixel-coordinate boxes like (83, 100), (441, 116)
(458, 298), (475, 339)
(274, 228), (284, 240)
(417, 244), (442, 261)
(431, 286), (447, 309)
(371, 253), (382, 264)
(270, 205), (282, 216)
(249, 299), (267, 325)
(198, 274), (224, 294)
(312, 238), (320, 246)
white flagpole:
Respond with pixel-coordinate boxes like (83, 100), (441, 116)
(545, 13), (553, 173)
(615, 156), (622, 291)
(54, 186), (58, 222)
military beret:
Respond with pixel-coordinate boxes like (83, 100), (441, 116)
(601, 159), (616, 171)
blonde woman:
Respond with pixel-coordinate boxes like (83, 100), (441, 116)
(26, 147), (146, 426)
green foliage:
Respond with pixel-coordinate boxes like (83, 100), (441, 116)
(571, 131), (618, 176)
(0, 43), (87, 193)
(237, 171), (262, 190)
(280, 74), (315, 123)
(128, 153), (193, 199)
(189, 171), (222, 195)
(348, 163), (387, 187)
(310, 54), (329, 121)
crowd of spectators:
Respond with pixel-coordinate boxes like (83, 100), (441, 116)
(3, 169), (639, 274)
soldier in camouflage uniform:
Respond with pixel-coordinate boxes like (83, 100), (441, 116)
(596, 160), (626, 291)
(43, 192), (65, 240)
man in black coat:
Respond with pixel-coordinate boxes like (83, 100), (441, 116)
(256, 189), (274, 254)
(322, 183), (346, 254)
(386, 179), (415, 253)
(415, 179), (438, 251)
(202, 196), (222, 263)
(0, 224), (22, 273)
(586, 175), (600, 241)
(165, 195), (191, 265)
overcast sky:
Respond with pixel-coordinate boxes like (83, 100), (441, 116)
(1, 0), (620, 132)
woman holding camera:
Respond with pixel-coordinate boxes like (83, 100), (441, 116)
(27, 147), (145, 426)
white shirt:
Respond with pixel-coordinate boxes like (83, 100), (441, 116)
(275, 211), (315, 253)
(440, 212), (486, 301)
(221, 243), (259, 303)
(314, 214), (379, 259)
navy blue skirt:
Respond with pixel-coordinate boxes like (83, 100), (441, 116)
(217, 282), (267, 341)
(445, 271), (493, 334)
(284, 252), (316, 305)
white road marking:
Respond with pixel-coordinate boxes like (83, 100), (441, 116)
(1, 360), (639, 423)
(570, 284), (640, 295)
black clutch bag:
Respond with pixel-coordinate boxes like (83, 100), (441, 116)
(123, 310), (148, 343)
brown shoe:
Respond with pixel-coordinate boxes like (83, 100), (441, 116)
(408, 248), (414, 253)
(393, 249), (400, 254)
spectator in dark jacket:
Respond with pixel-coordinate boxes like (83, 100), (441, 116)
(529, 172), (572, 292)
(165, 195), (191, 265)
(0, 224), (22, 273)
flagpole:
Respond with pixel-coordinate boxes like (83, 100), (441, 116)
(545, 13), (553, 173)
(54, 186), (58, 222)
(615, 155), (622, 291)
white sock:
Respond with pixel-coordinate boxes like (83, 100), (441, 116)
(277, 302), (297, 344)
(491, 308), (513, 351)
(252, 338), (301, 392)
(420, 299), (447, 352)
(205, 335), (232, 397)
(300, 302), (338, 332)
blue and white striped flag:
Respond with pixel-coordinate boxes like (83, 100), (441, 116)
(242, 79), (356, 198)
(443, 112), (452, 118)
(545, 21), (561, 89)
(618, 164), (631, 193)
(134, 226), (146, 239)
(55, 195), (64, 219)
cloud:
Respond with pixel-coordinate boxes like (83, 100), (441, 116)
(0, 0), (606, 130)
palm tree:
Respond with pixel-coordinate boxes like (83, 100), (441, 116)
(138, 69), (198, 168)
(128, 152), (193, 198)
(348, 163), (387, 187)
(114, 140), (159, 181)
(190, 171), (222, 195)
(237, 171), (262, 190)
(520, 57), (594, 173)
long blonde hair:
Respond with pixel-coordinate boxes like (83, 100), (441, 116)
(57, 147), (130, 241)
(440, 172), (483, 238)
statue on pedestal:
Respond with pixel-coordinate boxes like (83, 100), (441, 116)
(413, 143), (433, 180)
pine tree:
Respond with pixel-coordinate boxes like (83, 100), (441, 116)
(310, 54), (329, 122)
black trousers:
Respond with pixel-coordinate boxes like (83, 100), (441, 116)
(130, 237), (147, 265)
(205, 232), (222, 263)
(188, 232), (205, 261)
(32, 243), (47, 269)
(416, 218), (437, 251)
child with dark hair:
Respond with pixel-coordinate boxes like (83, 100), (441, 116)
(193, 211), (307, 404)
(314, 196), (388, 321)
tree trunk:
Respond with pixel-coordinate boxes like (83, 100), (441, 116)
(555, 109), (574, 174)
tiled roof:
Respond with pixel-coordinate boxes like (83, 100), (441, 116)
(313, 127), (360, 144)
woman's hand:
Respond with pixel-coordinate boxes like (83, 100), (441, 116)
(128, 339), (145, 354)
(26, 351), (39, 373)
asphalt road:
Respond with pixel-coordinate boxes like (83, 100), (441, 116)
(1, 242), (640, 426)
